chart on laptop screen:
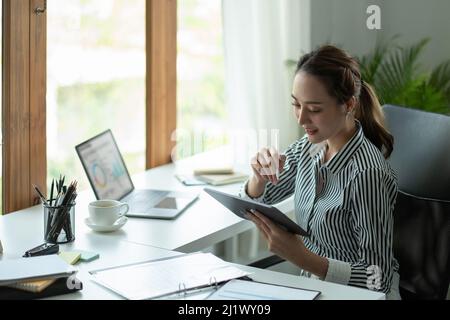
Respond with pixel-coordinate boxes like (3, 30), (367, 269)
(77, 131), (133, 200)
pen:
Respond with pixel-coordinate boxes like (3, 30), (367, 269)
(49, 179), (54, 206)
(33, 184), (48, 206)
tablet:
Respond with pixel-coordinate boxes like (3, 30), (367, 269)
(204, 188), (309, 237)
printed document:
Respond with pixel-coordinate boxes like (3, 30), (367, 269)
(207, 279), (320, 300)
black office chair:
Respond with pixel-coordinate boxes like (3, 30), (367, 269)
(384, 104), (450, 300)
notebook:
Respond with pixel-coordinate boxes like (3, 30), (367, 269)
(0, 255), (76, 286)
(0, 277), (82, 299)
(7, 278), (56, 293)
(193, 167), (234, 175)
(89, 252), (249, 300)
(194, 172), (248, 186)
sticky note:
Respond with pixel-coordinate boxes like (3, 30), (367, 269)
(58, 251), (81, 265)
(73, 250), (100, 262)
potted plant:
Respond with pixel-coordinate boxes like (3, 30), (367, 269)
(358, 37), (450, 115)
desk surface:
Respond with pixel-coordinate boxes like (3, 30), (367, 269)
(0, 229), (384, 300)
(0, 161), (383, 300)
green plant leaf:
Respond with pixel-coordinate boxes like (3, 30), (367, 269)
(358, 35), (399, 85)
(358, 37), (450, 114)
(376, 38), (429, 103)
(429, 60), (450, 103)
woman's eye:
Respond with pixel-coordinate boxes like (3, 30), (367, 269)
(309, 109), (321, 113)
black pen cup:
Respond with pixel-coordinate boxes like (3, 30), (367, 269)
(43, 202), (76, 244)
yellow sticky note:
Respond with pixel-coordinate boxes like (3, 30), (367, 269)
(58, 251), (81, 265)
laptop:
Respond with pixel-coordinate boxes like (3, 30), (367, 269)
(75, 130), (198, 219)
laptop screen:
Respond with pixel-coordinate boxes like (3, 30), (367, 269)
(76, 130), (134, 200)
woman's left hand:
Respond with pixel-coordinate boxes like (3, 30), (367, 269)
(247, 210), (307, 265)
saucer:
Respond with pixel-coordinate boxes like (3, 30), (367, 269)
(85, 216), (128, 232)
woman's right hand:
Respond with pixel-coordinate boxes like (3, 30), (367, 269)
(250, 147), (286, 186)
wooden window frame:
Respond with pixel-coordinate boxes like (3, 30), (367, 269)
(2, 0), (177, 214)
(146, 0), (177, 169)
(2, 0), (47, 214)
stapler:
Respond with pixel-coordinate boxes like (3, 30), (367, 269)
(23, 243), (59, 257)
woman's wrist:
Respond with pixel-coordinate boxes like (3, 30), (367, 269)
(294, 241), (329, 280)
(247, 176), (267, 198)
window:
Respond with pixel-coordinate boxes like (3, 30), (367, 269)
(47, 0), (146, 190)
(176, 0), (227, 159)
(1, 0), (175, 213)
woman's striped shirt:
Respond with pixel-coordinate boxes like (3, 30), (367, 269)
(242, 123), (399, 293)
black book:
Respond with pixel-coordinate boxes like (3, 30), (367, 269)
(0, 277), (82, 300)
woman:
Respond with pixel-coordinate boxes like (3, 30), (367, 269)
(242, 45), (400, 299)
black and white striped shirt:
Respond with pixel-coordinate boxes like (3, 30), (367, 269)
(243, 122), (399, 293)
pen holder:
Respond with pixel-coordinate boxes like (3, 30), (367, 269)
(43, 202), (75, 244)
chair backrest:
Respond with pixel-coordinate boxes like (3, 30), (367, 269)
(383, 105), (450, 201)
(393, 191), (450, 300)
(384, 105), (450, 299)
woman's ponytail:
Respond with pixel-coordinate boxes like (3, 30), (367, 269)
(357, 80), (393, 158)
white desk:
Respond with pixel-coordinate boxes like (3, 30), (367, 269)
(0, 162), (384, 300)
(0, 214), (383, 300)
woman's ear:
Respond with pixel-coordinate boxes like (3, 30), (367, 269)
(345, 96), (357, 114)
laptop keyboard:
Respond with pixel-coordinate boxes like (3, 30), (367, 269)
(125, 190), (168, 213)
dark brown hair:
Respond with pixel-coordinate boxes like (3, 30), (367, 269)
(295, 45), (393, 158)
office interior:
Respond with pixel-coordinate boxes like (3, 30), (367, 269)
(0, 0), (449, 301)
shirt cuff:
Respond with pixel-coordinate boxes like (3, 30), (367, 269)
(239, 180), (265, 202)
(324, 258), (351, 285)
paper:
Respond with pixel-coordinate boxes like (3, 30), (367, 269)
(74, 250), (100, 262)
(59, 251), (81, 265)
(0, 255), (76, 286)
(207, 279), (320, 300)
(90, 253), (249, 300)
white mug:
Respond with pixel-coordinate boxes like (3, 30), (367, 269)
(88, 200), (129, 226)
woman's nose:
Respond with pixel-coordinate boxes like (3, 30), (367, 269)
(296, 108), (307, 125)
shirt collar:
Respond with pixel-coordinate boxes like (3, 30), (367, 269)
(308, 121), (364, 175)
(325, 121), (364, 174)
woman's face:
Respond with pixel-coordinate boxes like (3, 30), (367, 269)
(291, 71), (348, 144)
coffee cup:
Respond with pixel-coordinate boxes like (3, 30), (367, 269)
(88, 200), (129, 226)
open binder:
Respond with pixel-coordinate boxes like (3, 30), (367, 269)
(89, 252), (250, 300)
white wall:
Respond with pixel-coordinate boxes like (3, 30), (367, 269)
(310, 0), (378, 57)
(379, 0), (450, 70)
(309, 0), (450, 70)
